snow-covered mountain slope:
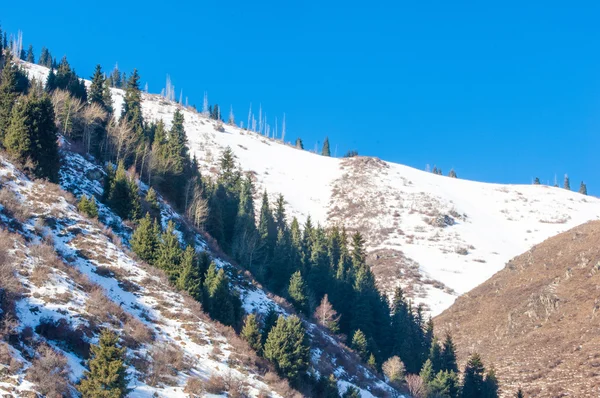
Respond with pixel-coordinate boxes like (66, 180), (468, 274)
(22, 61), (600, 316)
(0, 127), (396, 396)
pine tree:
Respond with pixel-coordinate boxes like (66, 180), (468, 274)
(515, 388), (524, 398)
(176, 246), (202, 300)
(78, 195), (99, 218)
(482, 367), (499, 398)
(563, 174), (570, 190)
(448, 169), (457, 178)
(241, 313), (263, 354)
(38, 47), (52, 67)
(89, 65), (109, 111)
(429, 370), (460, 398)
(429, 337), (443, 374)
(533, 177), (540, 185)
(130, 213), (160, 264)
(419, 359), (435, 384)
(579, 181), (587, 195)
(121, 69), (144, 142)
(203, 262), (239, 326)
(4, 92), (60, 181)
(322, 137), (331, 156)
(441, 333), (458, 373)
(155, 221), (183, 281)
(288, 271), (309, 315)
(263, 315), (310, 381)
(462, 353), (486, 398)
(262, 305), (279, 344)
(295, 137), (304, 149)
(107, 161), (132, 219)
(351, 329), (369, 361)
(77, 330), (129, 398)
(25, 45), (34, 63)
(0, 54), (19, 140)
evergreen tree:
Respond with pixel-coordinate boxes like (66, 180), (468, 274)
(482, 367), (499, 398)
(563, 174), (570, 190)
(77, 330), (129, 398)
(462, 353), (486, 398)
(0, 54), (19, 140)
(419, 359), (435, 385)
(533, 177), (540, 185)
(288, 271), (309, 315)
(176, 246), (202, 300)
(155, 221), (183, 281)
(263, 315), (310, 382)
(130, 213), (160, 264)
(429, 370), (460, 398)
(25, 45), (34, 63)
(45, 68), (56, 92)
(38, 47), (52, 67)
(314, 374), (340, 398)
(295, 137), (304, 149)
(449, 169), (457, 178)
(4, 92), (60, 181)
(429, 337), (443, 374)
(322, 137), (331, 156)
(78, 195), (99, 218)
(261, 305), (279, 344)
(53, 56), (87, 100)
(441, 333), (458, 373)
(351, 329), (369, 361)
(515, 388), (524, 398)
(579, 181), (587, 195)
(89, 65), (109, 111)
(121, 69), (144, 142)
(107, 161), (133, 219)
(241, 313), (263, 354)
(203, 262), (240, 326)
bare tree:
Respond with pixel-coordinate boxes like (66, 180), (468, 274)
(247, 103), (252, 131)
(405, 374), (425, 398)
(281, 113), (286, 143)
(314, 294), (340, 333)
(106, 119), (135, 162)
(202, 92), (209, 116)
(382, 356), (405, 385)
(82, 103), (108, 153)
(51, 90), (85, 139)
(228, 105), (235, 126)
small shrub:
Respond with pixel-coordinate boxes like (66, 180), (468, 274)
(204, 374), (226, 394)
(0, 188), (31, 222)
(26, 344), (72, 397)
(184, 376), (205, 397)
(35, 317), (91, 358)
(122, 316), (154, 349)
(86, 286), (128, 327)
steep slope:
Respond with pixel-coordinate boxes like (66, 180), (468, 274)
(20, 62), (600, 317)
(434, 220), (600, 397)
(0, 140), (396, 395)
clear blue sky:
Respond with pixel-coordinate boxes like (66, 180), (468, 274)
(3, 1), (600, 193)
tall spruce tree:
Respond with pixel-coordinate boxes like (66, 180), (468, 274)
(441, 333), (459, 373)
(482, 367), (499, 398)
(351, 329), (369, 361)
(579, 181), (587, 195)
(322, 137), (331, 156)
(130, 213), (160, 264)
(288, 271), (309, 315)
(241, 313), (263, 354)
(263, 315), (310, 382)
(202, 262), (240, 326)
(462, 353), (486, 398)
(0, 54), (19, 140)
(155, 221), (183, 282)
(563, 174), (570, 190)
(77, 330), (129, 398)
(176, 246), (202, 300)
(25, 45), (34, 63)
(121, 69), (144, 143)
(295, 137), (304, 149)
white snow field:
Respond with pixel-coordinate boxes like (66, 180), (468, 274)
(22, 61), (600, 317)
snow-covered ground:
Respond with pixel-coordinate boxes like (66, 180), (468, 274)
(21, 61), (600, 317)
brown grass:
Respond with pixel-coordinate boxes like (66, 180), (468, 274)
(0, 188), (31, 223)
(184, 376), (205, 397)
(86, 286), (128, 327)
(25, 344), (72, 397)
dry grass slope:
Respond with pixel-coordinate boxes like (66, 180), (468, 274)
(435, 220), (600, 397)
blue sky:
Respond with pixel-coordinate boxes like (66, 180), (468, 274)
(3, 1), (600, 193)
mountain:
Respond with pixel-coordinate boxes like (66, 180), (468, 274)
(22, 62), (600, 316)
(434, 220), (600, 397)
(0, 62), (398, 398)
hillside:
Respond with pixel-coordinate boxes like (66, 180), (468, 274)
(434, 220), (600, 397)
(0, 111), (396, 394)
(21, 62), (600, 316)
